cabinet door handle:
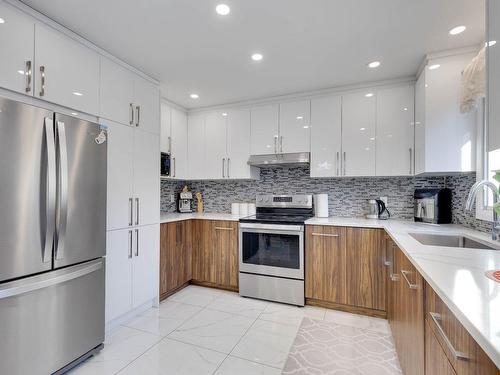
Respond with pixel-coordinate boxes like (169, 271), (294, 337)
(343, 152), (346, 176)
(401, 269), (419, 289)
(135, 229), (139, 256)
(129, 198), (133, 226)
(129, 103), (134, 125)
(336, 152), (340, 176)
(227, 158), (230, 178)
(168, 136), (172, 154)
(135, 198), (139, 226)
(173, 157), (176, 177)
(39, 66), (45, 97)
(25, 60), (32, 93)
(135, 105), (140, 127)
(429, 312), (469, 361)
(222, 158), (226, 178)
(409, 147), (413, 175)
(214, 227), (234, 231)
(311, 233), (339, 238)
(128, 230), (133, 258)
(274, 136), (278, 154)
(280, 136), (283, 153)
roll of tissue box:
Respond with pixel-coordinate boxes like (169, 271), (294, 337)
(314, 194), (329, 218)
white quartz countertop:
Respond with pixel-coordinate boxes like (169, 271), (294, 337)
(160, 212), (244, 223)
(160, 212), (500, 367)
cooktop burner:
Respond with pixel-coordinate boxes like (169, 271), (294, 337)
(239, 194), (314, 225)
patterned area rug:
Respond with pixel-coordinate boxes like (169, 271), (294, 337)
(282, 318), (401, 374)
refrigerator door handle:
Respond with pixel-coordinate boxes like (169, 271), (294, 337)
(43, 117), (56, 264)
(0, 260), (103, 300)
(55, 121), (69, 261)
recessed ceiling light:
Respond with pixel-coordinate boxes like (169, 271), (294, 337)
(296, 116), (303, 120)
(215, 4), (230, 16)
(360, 127), (366, 131)
(403, 107), (408, 111)
(0, 18), (5, 24)
(190, 93), (199, 99)
(487, 40), (497, 47)
(73, 91), (83, 96)
(251, 53), (263, 61)
(365, 93), (374, 97)
(428, 64), (441, 70)
(368, 61), (381, 68)
(222, 112), (228, 117)
(71, 112), (79, 116)
(449, 25), (466, 35)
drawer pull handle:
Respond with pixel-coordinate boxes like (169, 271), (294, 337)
(401, 269), (419, 289)
(311, 233), (339, 237)
(214, 227), (234, 231)
(429, 312), (469, 361)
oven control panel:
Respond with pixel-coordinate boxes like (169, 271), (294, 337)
(256, 194), (313, 208)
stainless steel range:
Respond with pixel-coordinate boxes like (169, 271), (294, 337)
(239, 194), (313, 306)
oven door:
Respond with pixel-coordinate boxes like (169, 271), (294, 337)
(239, 223), (304, 280)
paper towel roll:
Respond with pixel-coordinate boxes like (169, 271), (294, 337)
(239, 203), (249, 216)
(314, 194), (329, 218)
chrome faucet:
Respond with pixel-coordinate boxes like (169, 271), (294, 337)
(465, 180), (500, 241)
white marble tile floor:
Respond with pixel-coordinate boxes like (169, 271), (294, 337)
(68, 285), (398, 375)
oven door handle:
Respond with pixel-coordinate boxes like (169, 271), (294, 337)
(239, 223), (304, 232)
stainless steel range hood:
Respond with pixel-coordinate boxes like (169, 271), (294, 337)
(247, 152), (310, 167)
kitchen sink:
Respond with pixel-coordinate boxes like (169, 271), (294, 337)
(409, 233), (500, 250)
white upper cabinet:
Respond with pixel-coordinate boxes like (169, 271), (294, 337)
(250, 104), (279, 155)
(310, 96), (342, 177)
(170, 108), (188, 179)
(415, 52), (477, 174)
(160, 102), (172, 153)
(35, 23), (99, 115)
(341, 91), (376, 176)
(100, 57), (135, 126)
(0, 2), (35, 95)
(187, 114), (206, 179)
(133, 76), (159, 134)
(376, 84), (415, 176)
(279, 100), (311, 153)
(205, 111), (228, 179)
(226, 109), (259, 179)
(100, 58), (159, 133)
(106, 120), (134, 231)
(133, 129), (160, 226)
(488, 0), (500, 152)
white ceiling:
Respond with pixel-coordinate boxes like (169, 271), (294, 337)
(20, 0), (485, 109)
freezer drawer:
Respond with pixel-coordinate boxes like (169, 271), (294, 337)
(0, 259), (105, 375)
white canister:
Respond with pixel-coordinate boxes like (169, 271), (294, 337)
(314, 194), (329, 218)
(231, 203), (240, 216)
(239, 203), (249, 216)
(248, 203), (256, 216)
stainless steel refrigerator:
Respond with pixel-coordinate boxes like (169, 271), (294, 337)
(0, 97), (107, 374)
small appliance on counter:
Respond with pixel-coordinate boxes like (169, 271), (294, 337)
(160, 152), (170, 177)
(367, 198), (391, 220)
(195, 192), (204, 213)
(314, 194), (328, 218)
(414, 188), (452, 224)
(178, 186), (193, 213)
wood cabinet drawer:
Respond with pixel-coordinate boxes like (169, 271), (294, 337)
(426, 319), (457, 375)
(426, 286), (499, 375)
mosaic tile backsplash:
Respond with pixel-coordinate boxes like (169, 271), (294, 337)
(161, 167), (490, 233)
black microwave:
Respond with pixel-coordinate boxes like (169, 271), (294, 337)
(161, 152), (170, 177)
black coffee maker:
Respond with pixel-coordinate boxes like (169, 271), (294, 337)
(414, 188), (452, 224)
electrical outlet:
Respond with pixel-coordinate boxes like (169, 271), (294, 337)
(170, 194), (175, 203)
(380, 196), (388, 206)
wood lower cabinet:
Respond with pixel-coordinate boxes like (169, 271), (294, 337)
(305, 226), (347, 304)
(192, 220), (239, 290)
(426, 319), (458, 375)
(305, 226), (386, 316)
(426, 285), (499, 375)
(160, 221), (192, 300)
(390, 246), (425, 375)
